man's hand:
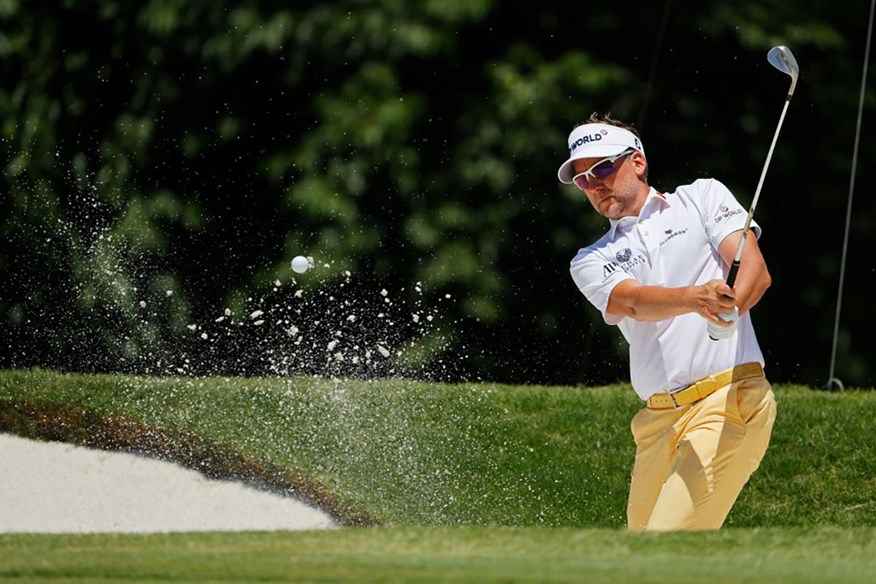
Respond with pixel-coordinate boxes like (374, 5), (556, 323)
(693, 279), (737, 325)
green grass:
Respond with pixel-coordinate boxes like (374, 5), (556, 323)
(1, 369), (875, 583)
(1, 369), (875, 528)
(1, 527), (875, 583)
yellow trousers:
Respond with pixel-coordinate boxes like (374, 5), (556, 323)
(628, 376), (776, 531)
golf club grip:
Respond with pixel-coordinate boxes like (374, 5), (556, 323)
(726, 260), (741, 289)
(710, 260), (740, 342)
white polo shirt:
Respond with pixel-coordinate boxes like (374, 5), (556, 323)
(570, 179), (765, 400)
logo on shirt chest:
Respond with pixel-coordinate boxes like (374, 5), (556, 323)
(603, 248), (647, 279)
(659, 228), (688, 246)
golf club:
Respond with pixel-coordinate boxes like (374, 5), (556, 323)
(709, 45), (799, 340)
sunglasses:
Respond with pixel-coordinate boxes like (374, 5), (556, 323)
(571, 149), (635, 191)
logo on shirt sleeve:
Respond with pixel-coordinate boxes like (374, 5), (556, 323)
(714, 205), (744, 223)
(615, 248), (632, 263)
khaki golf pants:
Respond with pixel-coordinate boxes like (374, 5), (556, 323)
(627, 376), (776, 531)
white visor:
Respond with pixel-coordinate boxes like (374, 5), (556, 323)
(557, 123), (645, 183)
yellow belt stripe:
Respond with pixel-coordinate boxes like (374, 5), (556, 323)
(646, 362), (764, 410)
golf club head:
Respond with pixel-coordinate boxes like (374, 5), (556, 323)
(767, 46), (799, 96)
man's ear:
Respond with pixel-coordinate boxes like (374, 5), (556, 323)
(631, 151), (648, 179)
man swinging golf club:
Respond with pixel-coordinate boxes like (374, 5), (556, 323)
(560, 47), (797, 531)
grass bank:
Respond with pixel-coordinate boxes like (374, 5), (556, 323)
(1, 369), (874, 528)
(2, 527), (875, 583)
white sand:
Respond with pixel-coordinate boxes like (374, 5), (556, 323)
(0, 433), (336, 533)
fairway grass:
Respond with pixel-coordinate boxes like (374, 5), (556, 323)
(1, 369), (875, 528)
(1, 369), (875, 582)
(1, 527), (875, 583)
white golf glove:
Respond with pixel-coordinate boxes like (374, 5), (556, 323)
(707, 306), (739, 340)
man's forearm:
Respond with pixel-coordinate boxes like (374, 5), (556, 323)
(719, 230), (771, 315)
(607, 279), (736, 323)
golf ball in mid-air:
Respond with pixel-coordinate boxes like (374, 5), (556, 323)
(291, 255), (310, 274)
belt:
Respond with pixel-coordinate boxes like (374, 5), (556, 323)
(646, 362), (764, 410)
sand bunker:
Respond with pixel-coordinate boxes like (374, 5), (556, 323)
(0, 433), (335, 533)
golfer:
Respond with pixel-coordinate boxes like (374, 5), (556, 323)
(559, 113), (777, 531)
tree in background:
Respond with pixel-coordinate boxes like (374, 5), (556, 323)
(1, 1), (873, 387)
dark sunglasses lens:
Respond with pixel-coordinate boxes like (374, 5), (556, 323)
(573, 154), (628, 190)
(592, 161), (617, 179)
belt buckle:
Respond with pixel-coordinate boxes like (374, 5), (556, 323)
(668, 387), (685, 410)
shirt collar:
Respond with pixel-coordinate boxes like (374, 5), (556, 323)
(606, 187), (669, 237)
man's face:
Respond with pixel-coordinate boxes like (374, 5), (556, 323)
(571, 151), (647, 220)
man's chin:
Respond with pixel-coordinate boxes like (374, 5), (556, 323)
(601, 204), (621, 219)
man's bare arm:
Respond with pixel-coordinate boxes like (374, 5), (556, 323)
(717, 230), (771, 315)
(607, 278), (737, 324)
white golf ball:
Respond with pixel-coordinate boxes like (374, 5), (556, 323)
(291, 255), (310, 274)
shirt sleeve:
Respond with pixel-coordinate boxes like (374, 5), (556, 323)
(570, 243), (634, 326)
(692, 178), (761, 249)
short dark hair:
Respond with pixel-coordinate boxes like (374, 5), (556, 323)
(580, 112), (642, 139)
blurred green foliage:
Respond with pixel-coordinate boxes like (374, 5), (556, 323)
(1, 1), (874, 386)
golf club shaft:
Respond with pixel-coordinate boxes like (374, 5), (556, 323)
(725, 94), (792, 289)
